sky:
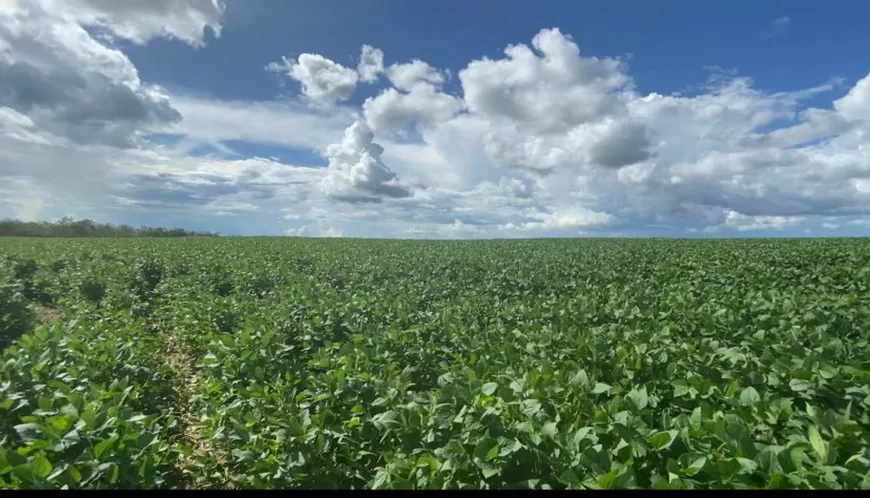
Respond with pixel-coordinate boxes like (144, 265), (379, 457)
(2, 1), (870, 238)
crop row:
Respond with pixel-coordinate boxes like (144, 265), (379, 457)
(1, 237), (870, 489)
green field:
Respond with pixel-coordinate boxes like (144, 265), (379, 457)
(1, 237), (870, 489)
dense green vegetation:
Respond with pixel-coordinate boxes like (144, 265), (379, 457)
(0, 218), (218, 238)
(1, 237), (870, 489)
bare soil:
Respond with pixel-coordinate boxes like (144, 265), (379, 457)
(40, 306), (61, 323)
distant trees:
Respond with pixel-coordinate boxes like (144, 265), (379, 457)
(0, 218), (218, 238)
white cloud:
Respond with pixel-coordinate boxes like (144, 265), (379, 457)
(363, 83), (463, 132)
(267, 53), (359, 106)
(0, 106), (54, 145)
(320, 120), (413, 202)
(483, 117), (650, 172)
(458, 28), (651, 172)
(0, 0), (227, 220)
(834, 72), (870, 123)
(460, 28), (633, 133)
(361, 57), (462, 132)
(499, 207), (613, 232)
(772, 16), (791, 27)
(441, 219), (482, 235)
(498, 176), (532, 199)
(0, 1), (183, 147)
(386, 60), (445, 91)
(158, 54), (870, 236)
(721, 210), (804, 231)
(357, 44), (384, 83)
(51, 0), (225, 47)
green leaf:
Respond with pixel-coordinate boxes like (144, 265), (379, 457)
(473, 437), (499, 464)
(4, 449), (26, 467)
(541, 421), (558, 438)
(808, 426), (827, 462)
(569, 369), (589, 386)
(789, 379), (813, 392)
(372, 410), (401, 431)
(515, 421), (534, 433)
(573, 426), (593, 447)
(93, 437), (115, 459)
(790, 447), (807, 470)
(597, 469), (619, 489)
(481, 465), (500, 478)
(81, 406), (97, 428)
(650, 430), (678, 451)
(32, 455), (52, 479)
(499, 438), (523, 457)
(740, 386), (760, 406)
(592, 383), (612, 395)
(11, 464), (35, 484)
(558, 469), (582, 488)
(522, 399), (542, 416)
(689, 407), (702, 431)
(481, 382), (498, 396)
(736, 457), (758, 475)
(684, 455), (707, 476)
(626, 386), (648, 410)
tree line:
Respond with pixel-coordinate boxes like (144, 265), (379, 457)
(0, 218), (219, 238)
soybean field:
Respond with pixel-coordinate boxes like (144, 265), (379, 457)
(2, 237), (870, 489)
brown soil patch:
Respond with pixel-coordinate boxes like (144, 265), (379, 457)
(40, 306), (61, 323)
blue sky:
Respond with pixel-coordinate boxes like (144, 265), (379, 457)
(126, 1), (867, 97)
(2, 0), (870, 238)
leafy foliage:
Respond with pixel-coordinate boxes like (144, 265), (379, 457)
(130, 259), (164, 303)
(0, 282), (33, 350)
(1, 237), (870, 489)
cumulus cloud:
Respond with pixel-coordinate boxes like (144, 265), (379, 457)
(363, 84), (463, 132)
(357, 45), (384, 83)
(607, 73), (870, 227)
(458, 28), (651, 172)
(267, 53), (359, 106)
(461, 29), (631, 131)
(320, 121), (413, 203)
(0, 0), (227, 220)
(361, 57), (462, 132)
(386, 60), (446, 91)
(50, 0), (225, 46)
(483, 118), (651, 172)
(0, 1), (183, 147)
(499, 207), (614, 232)
(834, 72), (870, 123)
(157, 34), (870, 236)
